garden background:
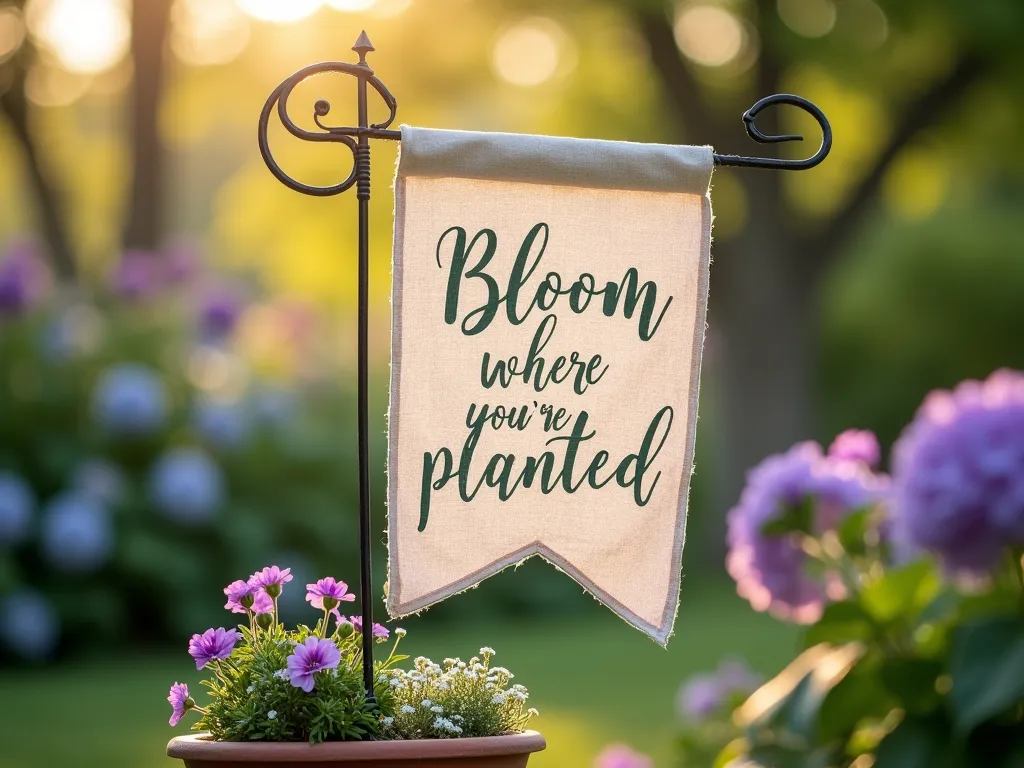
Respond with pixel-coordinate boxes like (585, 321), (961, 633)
(1, 0), (1023, 765)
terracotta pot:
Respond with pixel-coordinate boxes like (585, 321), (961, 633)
(167, 731), (546, 768)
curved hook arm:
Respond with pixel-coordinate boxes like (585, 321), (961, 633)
(713, 94), (832, 170)
(257, 60), (399, 197)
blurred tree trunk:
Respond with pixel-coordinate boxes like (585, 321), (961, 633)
(0, 38), (77, 281)
(123, 0), (174, 251)
(632, 3), (988, 554)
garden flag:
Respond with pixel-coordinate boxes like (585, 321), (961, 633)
(386, 127), (713, 644)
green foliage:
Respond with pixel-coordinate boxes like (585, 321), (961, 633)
(195, 623), (387, 745)
(382, 648), (537, 739)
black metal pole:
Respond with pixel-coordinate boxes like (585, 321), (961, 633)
(353, 31), (376, 704)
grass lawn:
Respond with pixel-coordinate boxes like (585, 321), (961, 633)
(0, 582), (796, 767)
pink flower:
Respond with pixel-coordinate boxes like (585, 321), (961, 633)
(595, 744), (653, 768)
(188, 627), (239, 670)
(828, 429), (881, 467)
(248, 565), (292, 598)
(223, 579), (257, 614)
(305, 577), (355, 610)
(286, 637), (341, 693)
(251, 590), (274, 615)
(341, 614), (389, 640)
(168, 682), (192, 726)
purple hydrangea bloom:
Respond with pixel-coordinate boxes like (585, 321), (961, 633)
(92, 364), (168, 436)
(286, 637), (341, 692)
(40, 491), (114, 573)
(726, 441), (888, 624)
(828, 429), (881, 468)
(0, 471), (35, 547)
(198, 287), (243, 341)
(891, 369), (1024, 573)
(110, 249), (164, 299)
(0, 239), (47, 316)
(223, 579), (258, 614)
(168, 682), (192, 726)
(343, 614), (389, 640)
(0, 590), (60, 661)
(149, 448), (224, 525)
(188, 627), (240, 670)
(305, 577), (355, 610)
(676, 658), (762, 722)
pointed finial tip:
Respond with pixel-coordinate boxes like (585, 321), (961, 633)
(353, 30), (374, 55)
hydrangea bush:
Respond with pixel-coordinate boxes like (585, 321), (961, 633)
(698, 371), (1024, 767)
(167, 564), (536, 743)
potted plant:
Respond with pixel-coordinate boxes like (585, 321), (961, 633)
(165, 566), (544, 767)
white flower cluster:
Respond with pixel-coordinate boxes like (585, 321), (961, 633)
(379, 649), (537, 740)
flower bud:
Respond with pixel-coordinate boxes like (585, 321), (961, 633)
(264, 583), (282, 599)
(256, 612), (273, 630)
(241, 593), (255, 610)
(337, 620), (354, 639)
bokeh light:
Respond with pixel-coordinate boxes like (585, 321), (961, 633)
(326, 0), (378, 12)
(26, 0), (130, 74)
(777, 0), (837, 38)
(0, 6), (26, 63)
(842, 0), (889, 49)
(235, 0), (323, 24)
(491, 17), (570, 87)
(172, 0), (251, 66)
(24, 60), (92, 106)
(673, 4), (746, 68)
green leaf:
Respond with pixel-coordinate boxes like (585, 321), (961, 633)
(760, 496), (815, 537)
(880, 657), (944, 715)
(874, 714), (958, 768)
(837, 507), (872, 556)
(803, 601), (878, 649)
(949, 615), (1024, 734)
(817, 655), (892, 743)
(860, 560), (941, 625)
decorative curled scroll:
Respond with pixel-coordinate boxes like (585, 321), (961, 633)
(713, 94), (832, 170)
(258, 60), (399, 197)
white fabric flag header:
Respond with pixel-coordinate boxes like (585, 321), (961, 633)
(387, 126), (713, 644)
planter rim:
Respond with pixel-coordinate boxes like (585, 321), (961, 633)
(167, 731), (546, 762)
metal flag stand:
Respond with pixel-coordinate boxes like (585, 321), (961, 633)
(256, 30), (833, 706)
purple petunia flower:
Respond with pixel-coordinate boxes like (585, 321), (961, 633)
(828, 429), (881, 468)
(188, 627), (239, 670)
(726, 441), (888, 624)
(286, 637), (341, 692)
(891, 369), (1024, 574)
(168, 682), (192, 726)
(224, 580), (258, 614)
(342, 614), (389, 640)
(305, 577), (356, 610)
(249, 566), (292, 598)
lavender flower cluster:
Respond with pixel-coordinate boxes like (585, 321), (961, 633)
(727, 369), (1024, 622)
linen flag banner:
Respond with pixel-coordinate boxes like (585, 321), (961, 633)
(386, 126), (714, 644)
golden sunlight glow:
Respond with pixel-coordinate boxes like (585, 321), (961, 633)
(235, 0), (323, 23)
(26, 0), (130, 74)
(369, 0), (411, 19)
(777, 0), (836, 38)
(0, 7), (26, 63)
(883, 146), (949, 221)
(492, 18), (568, 88)
(673, 4), (746, 68)
(172, 0), (251, 66)
(25, 59), (92, 106)
(326, 0), (377, 12)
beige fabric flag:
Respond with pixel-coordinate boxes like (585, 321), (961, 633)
(387, 126), (713, 644)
